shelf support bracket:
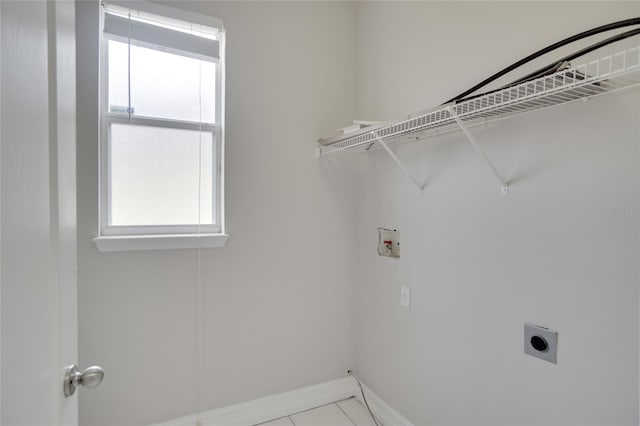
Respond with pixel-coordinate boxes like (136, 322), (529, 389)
(447, 106), (509, 194)
(370, 131), (426, 193)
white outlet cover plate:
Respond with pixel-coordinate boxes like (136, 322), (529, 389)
(524, 323), (558, 364)
(400, 285), (411, 309)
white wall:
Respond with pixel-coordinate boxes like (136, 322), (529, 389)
(353, 2), (640, 425)
(76, 2), (358, 425)
(78, 1), (640, 425)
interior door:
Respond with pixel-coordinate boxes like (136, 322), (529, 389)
(1, 1), (79, 424)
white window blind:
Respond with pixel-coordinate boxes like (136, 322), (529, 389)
(103, 11), (219, 62)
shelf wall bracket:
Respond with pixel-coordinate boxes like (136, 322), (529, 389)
(370, 131), (426, 193)
(447, 106), (510, 194)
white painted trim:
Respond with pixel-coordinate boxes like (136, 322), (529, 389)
(216, 25), (225, 234)
(93, 233), (229, 252)
(147, 377), (358, 426)
(0, 1), (3, 420)
(98, 4), (225, 242)
(355, 383), (415, 426)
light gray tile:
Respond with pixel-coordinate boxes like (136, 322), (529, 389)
(337, 398), (378, 426)
(256, 416), (295, 426)
(290, 404), (354, 426)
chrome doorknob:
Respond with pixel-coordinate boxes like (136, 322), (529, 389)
(63, 364), (104, 397)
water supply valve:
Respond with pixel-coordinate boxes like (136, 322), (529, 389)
(378, 228), (400, 258)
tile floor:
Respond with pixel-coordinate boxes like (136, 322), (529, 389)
(255, 397), (378, 426)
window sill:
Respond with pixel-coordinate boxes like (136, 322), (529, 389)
(93, 233), (229, 252)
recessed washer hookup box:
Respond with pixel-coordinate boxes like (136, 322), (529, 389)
(524, 323), (558, 364)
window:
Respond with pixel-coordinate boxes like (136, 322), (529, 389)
(95, 2), (226, 251)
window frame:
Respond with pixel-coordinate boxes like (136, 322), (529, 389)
(97, 1), (226, 245)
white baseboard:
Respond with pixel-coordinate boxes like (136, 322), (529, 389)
(148, 377), (357, 426)
(355, 383), (414, 426)
(147, 376), (413, 426)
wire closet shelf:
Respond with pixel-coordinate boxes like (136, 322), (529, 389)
(317, 47), (640, 157)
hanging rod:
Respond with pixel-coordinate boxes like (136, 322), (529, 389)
(316, 47), (640, 157)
